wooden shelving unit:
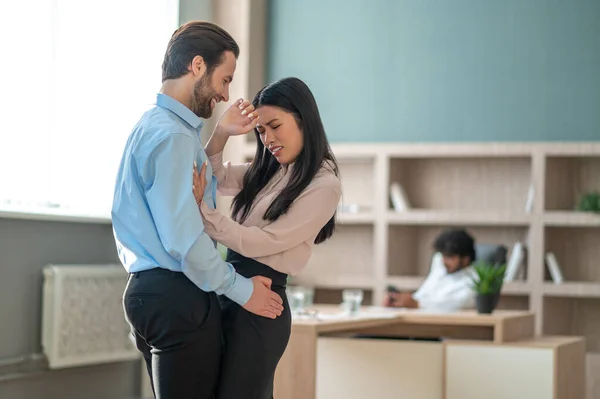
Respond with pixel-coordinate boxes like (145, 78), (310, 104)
(237, 141), (600, 382)
(543, 282), (600, 298)
(387, 210), (532, 226)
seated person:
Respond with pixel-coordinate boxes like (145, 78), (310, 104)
(384, 229), (476, 311)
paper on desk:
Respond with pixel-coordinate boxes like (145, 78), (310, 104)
(313, 306), (403, 321)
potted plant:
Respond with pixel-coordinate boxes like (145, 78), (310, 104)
(471, 262), (507, 314)
(576, 192), (600, 213)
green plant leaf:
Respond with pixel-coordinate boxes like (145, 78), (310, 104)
(470, 261), (506, 295)
(577, 192), (600, 213)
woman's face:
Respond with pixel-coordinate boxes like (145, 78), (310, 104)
(255, 105), (304, 165)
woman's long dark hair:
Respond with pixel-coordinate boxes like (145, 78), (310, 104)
(230, 77), (339, 244)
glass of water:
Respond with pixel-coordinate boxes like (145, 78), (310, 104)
(288, 287), (306, 314)
(302, 286), (315, 307)
(288, 286), (315, 315)
(342, 289), (364, 315)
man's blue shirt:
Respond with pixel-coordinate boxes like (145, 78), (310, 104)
(111, 93), (252, 305)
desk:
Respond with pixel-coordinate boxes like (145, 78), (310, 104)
(273, 306), (584, 399)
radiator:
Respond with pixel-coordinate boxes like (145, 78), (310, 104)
(41, 264), (140, 369)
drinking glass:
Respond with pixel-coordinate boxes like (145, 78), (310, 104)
(342, 289), (364, 315)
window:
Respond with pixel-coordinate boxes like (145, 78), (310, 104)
(0, 0), (179, 217)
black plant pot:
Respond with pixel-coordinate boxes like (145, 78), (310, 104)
(476, 292), (500, 314)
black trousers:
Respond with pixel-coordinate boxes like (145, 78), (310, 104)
(123, 268), (222, 399)
(216, 250), (292, 399)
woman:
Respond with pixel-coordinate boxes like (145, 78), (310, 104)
(192, 77), (341, 398)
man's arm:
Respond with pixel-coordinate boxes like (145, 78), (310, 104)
(143, 133), (253, 304)
(412, 253), (445, 303)
(385, 254), (445, 308)
(143, 133), (283, 318)
(416, 284), (475, 311)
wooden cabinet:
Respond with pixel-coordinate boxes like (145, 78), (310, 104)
(445, 338), (585, 399)
(316, 338), (443, 399)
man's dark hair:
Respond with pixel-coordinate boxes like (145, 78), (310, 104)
(161, 21), (240, 82)
(433, 229), (476, 262)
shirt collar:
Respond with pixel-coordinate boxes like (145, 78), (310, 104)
(278, 162), (294, 178)
(156, 93), (204, 132)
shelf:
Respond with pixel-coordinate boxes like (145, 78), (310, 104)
(328, 142), (600, 158)
(545, 227), (600, 282)
(387, 210), (531, 226)
(543, 143), (600, 156)
(502, 282), (532, 295)
(338, 157), (377, 211)
(543, 282), (600, 298)
(388, 225), (529, 277)
(389, 156), (532, 213)
(545, 156), (600, 211)
(543, 211), (600, 227)
(336, 212), (375, 224)
(301, 225), (374, 284)
(333, 143), (534, 158)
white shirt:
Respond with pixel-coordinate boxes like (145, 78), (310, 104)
(412, 252), (476, 311)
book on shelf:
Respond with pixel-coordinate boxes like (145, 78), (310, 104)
(545, 252), (564, 284)
(514, 262), (527, 281)
(525, 183), (535, 214)
(337, 203), (371, 214)
(505, 242), (526, 282)
(390, 182), (411, 212)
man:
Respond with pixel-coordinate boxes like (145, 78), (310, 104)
(385, 229), (477, 311)
(112, 21), (283, 398)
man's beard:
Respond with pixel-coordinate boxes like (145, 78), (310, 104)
(191, 73), (218, 119)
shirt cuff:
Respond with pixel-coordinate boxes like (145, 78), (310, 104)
(224, 270), (254, 306)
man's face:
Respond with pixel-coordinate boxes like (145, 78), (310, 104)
(442, 254), (470, 273)
(191, 51), (236, 118)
